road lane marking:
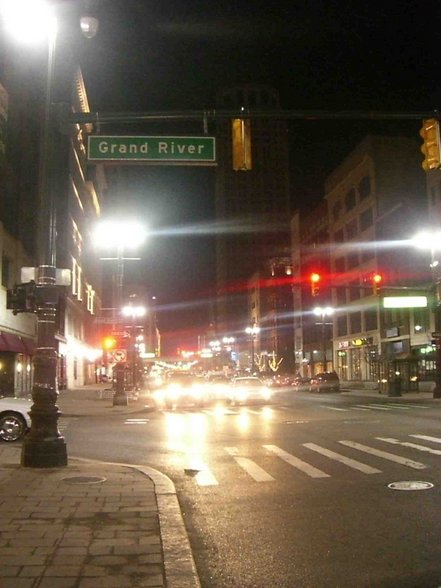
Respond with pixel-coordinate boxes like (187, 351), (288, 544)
(303, 443), (381, 474)
(382, 404), (410, 410)
(320, 406), (349, 411)
(377, 437), (441, 456)
(351, 407), (371, 411)
(410, 434), (441, 444)
(225, 447), (275, 482)
(339, 440), (427, 470)
(354, 404), (391, 411)
(263, 445), (330, 478)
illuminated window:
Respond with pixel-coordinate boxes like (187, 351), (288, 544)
(71, 258), (82, 300)
(86, 284), (95, 314)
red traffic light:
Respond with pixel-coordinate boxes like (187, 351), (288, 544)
(310, 272), (321, 296)
(372, 273), (382, 294)
(102, 336), (117, 350)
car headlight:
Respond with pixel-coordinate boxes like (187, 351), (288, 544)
(167, 384), (182, 399)
(261, 387), (272, 400)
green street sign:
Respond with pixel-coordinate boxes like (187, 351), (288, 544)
(88, 135), (216, 165)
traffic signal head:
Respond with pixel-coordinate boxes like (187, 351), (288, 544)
(232, 118), (252, 171)
(310, 272), (321, 296)
(420, 118), (441, 171)
(102, 336), (117, 350)
(372, 273), (382, 294)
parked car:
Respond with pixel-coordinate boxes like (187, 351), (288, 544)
(0, 396), (32, 442)
(309, 372), (340, 393)
(228, 377), (272, 405)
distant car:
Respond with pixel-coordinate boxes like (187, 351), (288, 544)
(229, 377), (272, 405)
(153, 372), (209, 408)
(0, 396), (32, 442)
(293, 375), (311, 391)
(309, 372), (340, 393)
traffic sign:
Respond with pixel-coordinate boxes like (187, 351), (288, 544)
(88, 135), (216, 165)
(112, 349), (127, 362)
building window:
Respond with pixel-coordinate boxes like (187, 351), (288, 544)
(365, 308), (378, 331)
(358, 176), (371, 200)
(347, 252), (359, 269)
(332, 201), (342, 221)
(72, 258), (82, 300)
(336, 286), (346, 305)
(349, 280), (360, 301)
(345, 219), (358, 240)
(1, 255), (10, 288)
(335, 257), (345, 273)
(345, 188), (356, 212)
(337, 315), (347, 336)
(334, 229), (344, 243)
(350, 311), (362, 334)
(359, 207), (373, 231)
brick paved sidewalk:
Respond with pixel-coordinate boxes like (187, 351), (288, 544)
(0, 445), (200, 588)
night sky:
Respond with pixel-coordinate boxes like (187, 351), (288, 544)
(78, 0), (441, 353)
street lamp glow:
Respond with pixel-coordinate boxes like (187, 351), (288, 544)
(313, 306), (334, 317)
(122, 305), (146, 318)
(246, 325), (260, 336)
(1, 0), (57, 43)
(411, 230), (441, 251)
(93, 221), (147, 250)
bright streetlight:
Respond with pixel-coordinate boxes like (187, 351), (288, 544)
(313, 306), (334, 372)
(1, 0), (98, 467)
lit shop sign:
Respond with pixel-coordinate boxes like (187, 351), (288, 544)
(383, 296), (428, 309)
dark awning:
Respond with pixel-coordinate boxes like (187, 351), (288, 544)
(0, 332), (35, 354)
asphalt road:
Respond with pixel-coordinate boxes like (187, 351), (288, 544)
(60, 391), (441, 587)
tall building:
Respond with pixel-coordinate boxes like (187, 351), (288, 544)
(214, 86), (291, 337)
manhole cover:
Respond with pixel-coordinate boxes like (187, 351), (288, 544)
(62, 476), (106, 485)
(388, 481), (434, 491)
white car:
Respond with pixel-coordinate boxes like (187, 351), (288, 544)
(229, 377), (272, 405)
(0, 396), (32, 442)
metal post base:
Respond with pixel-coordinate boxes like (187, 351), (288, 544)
(113, 393), (128, 406)
(433, 386), (441, 399)
(21, 438), (67, 468)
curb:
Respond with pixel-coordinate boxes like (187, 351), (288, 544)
(71, 456), (201, 588)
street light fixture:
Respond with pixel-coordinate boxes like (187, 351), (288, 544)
(245, 325), (260, 373)
(313, 306), (334, 372)
(1, 0), (100, 467)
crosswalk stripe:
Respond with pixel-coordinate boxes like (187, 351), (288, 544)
(263, 444), (330, 478)
(377, 437), (441, 456)
(410, 434), (441, 444)
(320, 406), (349, 412)
(371, 403), (409, 410)
(351, 407), (371, 411)
(225, 447), (275, 482)
(339, 440), (427, 470)
(303, 443), (381, 474)
(406, 405), (431, 409)
(354, 404), (391, 411)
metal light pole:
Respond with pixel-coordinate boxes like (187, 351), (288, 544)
(412, 231), (441, 398)
(245, 325), (260, 373)
(313, 307), (334, 372)
(1, 0), (100, 466)
(122, 304), (146, 396)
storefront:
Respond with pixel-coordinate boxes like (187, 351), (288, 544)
(0, 331), (34, 396)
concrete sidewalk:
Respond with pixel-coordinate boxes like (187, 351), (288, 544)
(0, 385), (201, 588)
(341, 387), (436, 400)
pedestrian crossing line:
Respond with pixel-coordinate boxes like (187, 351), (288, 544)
(410, 434), (441, 444)
(339, 440), (427, 470)
(371, 403), (409, 410)
(376, 437), (441, 456)
(303, 443), (381, 474)
(263, 445), (330, 478)
(224, 447), (275, 482)
(351, 407), (371, 411)
(320, 406), (349, 412)
(354, 405), (391, 411)
(406, 405), (431, 409)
